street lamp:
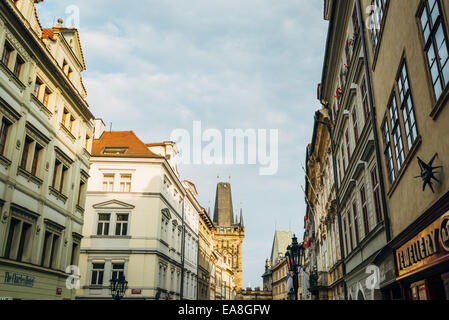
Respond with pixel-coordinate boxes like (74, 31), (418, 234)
(110, 275), (128, 301)
(285, 234), (305, 300)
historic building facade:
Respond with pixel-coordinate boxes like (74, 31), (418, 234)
(181, 180), (199, 300)
(0, 0), (94, 299)
(271, 257), (288, 300)
(309, 0), (392, 300)
(197, 206), (214, 300)
(76, 124), (187, 300)
(361, 0), (449, 299)
(212, 182), (244, 293)
(304, 107), (344, 300)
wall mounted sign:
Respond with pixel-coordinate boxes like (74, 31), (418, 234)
(396, 213), (449, 279)
(440, 215), (449, 252)
(4, 272), (35, 287)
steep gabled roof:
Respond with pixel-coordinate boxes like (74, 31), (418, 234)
(92, 131), (163, 158)
(270, 230), (292, 267)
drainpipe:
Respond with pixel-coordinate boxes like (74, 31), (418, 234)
(357, 0), (392, 243)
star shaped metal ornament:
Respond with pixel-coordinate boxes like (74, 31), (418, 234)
(415, 153), (442, 193)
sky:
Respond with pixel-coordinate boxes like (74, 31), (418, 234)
(36, 0), (328, 289)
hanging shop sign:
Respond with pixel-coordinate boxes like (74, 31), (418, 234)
(395, 212), (449, 279)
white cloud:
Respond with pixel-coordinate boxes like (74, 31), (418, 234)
(37, 0), (328, 288)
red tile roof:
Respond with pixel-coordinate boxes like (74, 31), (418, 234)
(92, 131), (163, 158)
(41, 28), (56, 40)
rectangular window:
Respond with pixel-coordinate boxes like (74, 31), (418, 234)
(69, 115), (75, 133)
(96, 213), (111, 236)
(13, 55), (24, 79)
(348, 213), (354, 252)
(20, 136), (32, 169)
(420, 0), (449, 100)
(59, 165), (68, 194)
(16, 222), (31, 262)
(0, 117), (12, 155)
(360, 186), (370, 236)
(381, 121), (395, 186)
(91, 263), (105, 285)
(112, 263), (125, 280)
(52, 159), (61, 188)
(352, 6), (360, 36)
(345, 129), (351, 162)
(31, 143), (43, 177)
(102, 174), (114, 192)
(33, 78), (42, 98)
(361, 77), (370, 121)
(115, 214), (129, 236)
(70, 242), (79, 266)
(4, 218), (19, 259)
(371, 166), (383, 224)
(49, 234), (60, 269)
(397, 61), (418, 149)
(120, 174), (131, 192)
(62, 108), (69, 126)
(389, 95), (405, 171)
(352, 201), (360, 246)
(77, 180), (86, 207)
(40, 231), (60, 269)
(111, 263), (125, 279)
(369, 0), (387, 54)
(352, 106), (359, 144)
(43, 88), (51, 108)
(1, 41), (13, 67)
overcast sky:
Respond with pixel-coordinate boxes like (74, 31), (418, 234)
(36, 0), (328, 289)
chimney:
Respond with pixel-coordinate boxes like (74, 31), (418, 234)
(94, 119), (105, 139)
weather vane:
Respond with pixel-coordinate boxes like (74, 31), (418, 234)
(415, 153), (442, 193)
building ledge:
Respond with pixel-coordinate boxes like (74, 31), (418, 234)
(49, 186), (68, 204)
(17, 167), (43, 187)
(30, 93), (53, 119)
(0, 60), (26, 92)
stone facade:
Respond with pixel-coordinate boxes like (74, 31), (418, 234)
(0, 0), (94, 300)
(212, 182), (244, 293)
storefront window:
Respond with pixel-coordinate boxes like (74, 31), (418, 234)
(442, 273), (449, 300)
(410, 281), (428, 300)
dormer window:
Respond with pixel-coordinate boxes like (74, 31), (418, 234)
(102, 147), (128, 155)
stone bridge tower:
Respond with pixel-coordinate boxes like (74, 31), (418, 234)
(212, 182), (245, 292)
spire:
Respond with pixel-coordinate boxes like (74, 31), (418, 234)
(213, 182), (234, 226)
(239, 208), (244, 227)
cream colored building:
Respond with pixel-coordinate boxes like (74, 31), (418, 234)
(197, 207), (214, 300)
(271, 258), (288, 300)
(0, 0), (94, 300)
(212, 250), (236, 300)
(181, 180), (199, 300)
(76, 125), (186, 300)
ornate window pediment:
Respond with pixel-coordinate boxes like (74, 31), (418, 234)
(93, 199), (135, 210)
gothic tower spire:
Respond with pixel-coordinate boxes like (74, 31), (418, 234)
(213, 182), (234, 226)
